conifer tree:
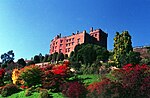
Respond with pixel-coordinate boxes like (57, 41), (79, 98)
(113, 31), (133, 67)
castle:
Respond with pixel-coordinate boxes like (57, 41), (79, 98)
(50, 27), (108, 56)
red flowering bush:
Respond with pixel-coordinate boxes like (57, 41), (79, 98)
(0, 68), (5, 86)
(60, 81), (87, 98)
(41, 62), (73, 91)
(110, 64), (150, 98)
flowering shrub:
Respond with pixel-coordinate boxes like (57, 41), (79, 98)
(87, 78), (123, 98)
(19, 65), (43, 87)
(121, 64), (150, 98)
(110, 64), (150, 98)
(12, 69), (24, 85)
(0, 68), (5, 86)
(1, 84), (20, 97)
(60, 81), (87, 98)
(41, 62), (73, 91)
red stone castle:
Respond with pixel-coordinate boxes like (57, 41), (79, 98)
(50, 27), (108, 56)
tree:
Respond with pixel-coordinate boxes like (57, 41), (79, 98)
(1, 50), (14, 64)
(42, 54), (49, 62)
(113, 31), (133, 67)
(39, 53), (44, 62)
(52, 52), (58, 62)
(17, 58), (26, 67)
(70, 44), (109, 65)
(57, 53), (64, 61)
(47, 54), (53, 62)
(33, 55), (40, 63)
(64, 54), (68, 59)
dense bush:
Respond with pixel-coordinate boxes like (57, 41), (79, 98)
(19, 65), (43, 87)
(39, 89), (49, 98)
(1, 84), (20, 97)
(41, 63), (73, 91)
(60, 81), (87, 98)
(120, 64), (150, 98)
(12, 68), (24, 85)
(0, 68), (5, 86)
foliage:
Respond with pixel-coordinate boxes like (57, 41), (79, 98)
(87, 78), (123, 98)
(12, 68), (24, 85)
(109, 64), (150, 98)
(0, 68), (5, 86)
(57, 52), (64, 61)
(1, 50), (14, 64)
(34, 55), (41, 64)
(41, 62), (73, 92)
(17, 58), (26, 67)
(52, 52), (58, 62)
(19, 65), (43, 87)
(27, 61), (35, 66)
(70, 44), (109, 66)
(113, 31), (133, 67)
(1, 84), (20, 97)
(42, 54), (49, 62)
(60, 81), (87, 98)
(39, 89), (49, 98)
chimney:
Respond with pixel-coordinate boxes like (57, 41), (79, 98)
(90, 27), (93, 32)
(83, 30), (86, 33)
(76, 31), (79, 34)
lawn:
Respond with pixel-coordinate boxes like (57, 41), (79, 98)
(0, 74), (101, 98)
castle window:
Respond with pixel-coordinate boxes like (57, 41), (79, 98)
(72, 38), (74, 41)
(69, 39), (71, 41)
(68, 43), (70, 46)
(72, 42), (74, 45)
(66, 39), (68, 42)
(68, 48), (70, 52)
(77, 38), (80, 43)
(60, 44), (62, 47)
(60, 40), (63, 43)
(59, 49), (62, 53)
(95, 34), (97, 37)
(66, 44), (68, 46)
(56, 42), (57, 44)
(66, 49), (67, 52)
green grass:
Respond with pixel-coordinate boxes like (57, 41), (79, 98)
(0, 74), (101, 98)
(78, 74), (101, 85)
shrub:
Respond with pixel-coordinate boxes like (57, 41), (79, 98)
(0, 68), (5, 86)
(20, 65), (43, 87)
(87, 78), (123, 98)
(1, 84), (20, 97)
(12, 68), (25, 85)
(42, 63), (73, 91)
(109, 64), (150, 98)
(39, 89), (49, 98)
(60, 81), (87, 98)
(121, 64), (150, 98)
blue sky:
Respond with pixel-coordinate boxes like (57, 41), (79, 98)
(0, 0), (150, 61)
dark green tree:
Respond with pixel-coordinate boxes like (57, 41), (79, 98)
(17, 58), (26, 67)
(43, 54), (49, 62)
(70, 44), (109, 65)
(47, 54), (53, 62)
(34, 55), (40, 63)
(57, 53), (64, 61)
(52, 52), (58, 62)
(126, 51), (142, 65)
(64, 54), (68, 59)
(1, 50), (14, 64)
